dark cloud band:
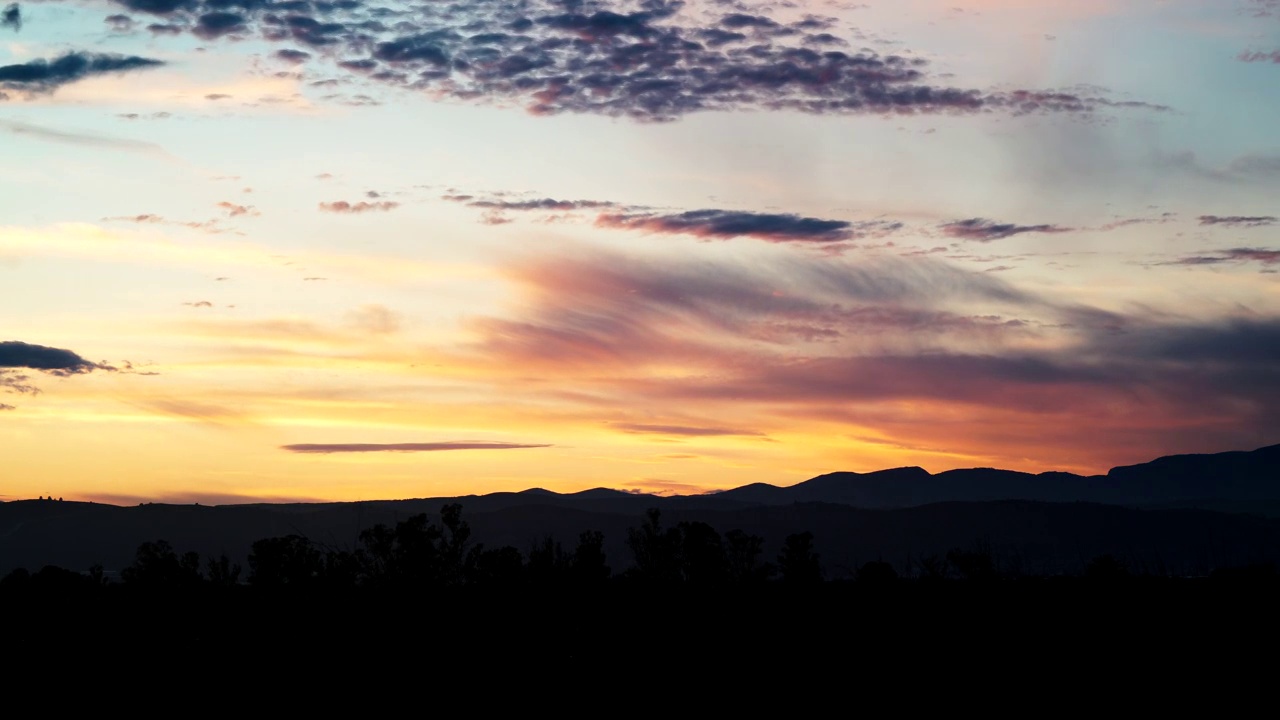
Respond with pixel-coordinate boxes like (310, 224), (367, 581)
(0, 51), (163, 93)
(1199, 215), (1278, 227)
(596, 209), (867, 244)
(0, 340), (101, 375)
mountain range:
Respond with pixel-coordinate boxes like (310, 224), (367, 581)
(3, 443), (1278, 578)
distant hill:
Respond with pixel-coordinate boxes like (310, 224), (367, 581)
(2, 442), (1277, 577)
(719, 444), (1280, 509)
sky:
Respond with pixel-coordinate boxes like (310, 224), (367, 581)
(1, 0), (1278, 504)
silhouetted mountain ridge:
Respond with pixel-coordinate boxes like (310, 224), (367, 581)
(2, 443), (1278, 577)
(716, 444), (1280, 509)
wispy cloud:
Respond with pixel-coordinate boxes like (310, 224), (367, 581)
(0, 119), (167, 155)
(941, 218), (1072, 242)
(1167, 248), (1280, 266)
(282, 441), (553, 453)
(612, 423), (765, 437)
(1198, 215), (1277, 227)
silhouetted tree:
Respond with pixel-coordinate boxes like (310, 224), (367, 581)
(206, 553), (242, 587)
(570, 530), (611, 584)
(677, 521), (728, 585)
(473, 546), (525, 586)
(947, 543), (997, 582)
(857, 561), (899, 584)
(915, 554), (949, 582)
(248, 535), (324, 588)
(355, 504), (481, 588)
(626, 509), (682, 583)
(1084, 554), (1130, 582)
(358, 514), (442, 588)
(778, 532), (822, 584)
(527, 535), (569, 584)
(725, 529), (773, 583)
(87, 564), (109, 587)
(439, 503), (476, 587)
(0, 567), (30, 590)
(122, 540), (203, 587)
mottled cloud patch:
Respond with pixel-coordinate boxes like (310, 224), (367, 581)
(1239, 50), (1280, 63)
(216, 201), (258, 217)
(80, 0), (1157, 122)
(318, 200), (400, 213)
(595, 209), (884, 244)
(0, 52), (163, 94)
(1198, 215), (1277, 227)
(281, 441), (552, 453)
(941, 218), (1072, 242)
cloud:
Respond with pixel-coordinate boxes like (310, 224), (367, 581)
(1168, 248), (1280, 267)
(0, 372), (39, 395)
(0, 403), (15, 411)
(275, 49), (311, 65)
(462, 197), (618, 212)
(1239, 50), (1280, 64)
(1198, 215), (1277, 227)
(0, 340), (117, 406)
(84, 0), (1159, 122)
(940, 218), (1073, 241)
(105, 14), (135, 32)
(345, 304), (402, 335)
(192, 11), (246, 40)
(0, 119), (167, 155)
(448, 246), (1280, 469)
(2, 3), (19, 32)
(0, 340), (102, 375)
(612, 422), (764, 437)
(81, 490), (328, 506)
(113, 0), (193, 13)
(318, 200), (400, 213)
(281, 441), (553, 453)
(216, 201), (258, 217)
(0, 52), (164, 94)
(595, 209), (890, 244)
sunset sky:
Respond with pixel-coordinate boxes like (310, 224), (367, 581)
(2, 0), (1278, 504)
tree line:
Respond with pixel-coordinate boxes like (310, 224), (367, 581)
(2, 503), (1277, 593)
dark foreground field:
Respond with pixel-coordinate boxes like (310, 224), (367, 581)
(8, 576), (1279, 667)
